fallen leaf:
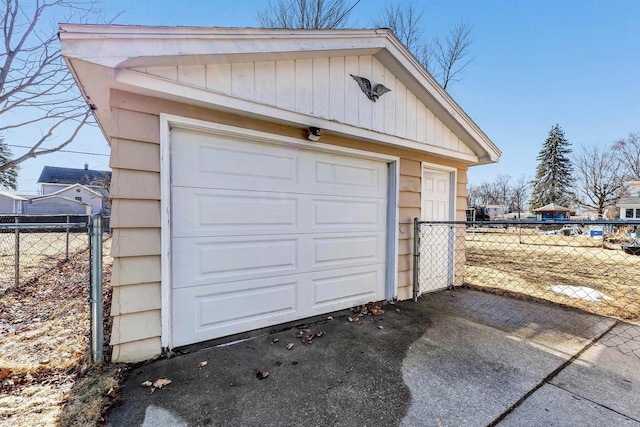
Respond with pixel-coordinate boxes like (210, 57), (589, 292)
(378, 325), (384, 330)
(270, 338), (279, 344)
(287, 343), (294, 350)
(106, 387), (117, 398)
(327, 315), (333, 320)
(141, 381), (152, 387)
(153, 378), (172, 389)
(316, 331), (325, 338)
(255, 369), (270, 380)
(199, 361), (208, 368)
(348, 317), (354, 322)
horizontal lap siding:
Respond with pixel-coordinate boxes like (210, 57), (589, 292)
(108, 104), (163, 362)
(107, 90), (474, 361)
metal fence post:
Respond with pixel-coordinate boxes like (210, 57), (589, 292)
(90, 214), (103, 364)
(14, 217), (19, 288)
(65, 215), (70, 261)
(413, 217), (420, 302)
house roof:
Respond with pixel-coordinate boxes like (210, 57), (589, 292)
(28, 194), (91, 206)
(533, 203), (571, 213)
(46, 183), (104, 198)
(37, 166), (111, 186)
(59, 25), (501, 165)
(618, 197), (640, 205)
(0, 190), (27, 201)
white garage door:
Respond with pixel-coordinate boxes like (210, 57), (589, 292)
(169, 127), (389, 347)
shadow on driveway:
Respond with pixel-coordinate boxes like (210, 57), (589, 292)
(106, 289), (639, 427)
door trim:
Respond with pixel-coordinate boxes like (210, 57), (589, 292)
(160, 113), (399, 349)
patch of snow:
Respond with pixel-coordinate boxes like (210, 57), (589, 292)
(548, 285), (613, 302)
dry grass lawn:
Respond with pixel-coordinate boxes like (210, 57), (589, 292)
(0, 237), (121, 427)
(464, 230), (640, 322)
(0, 232), (89, 294)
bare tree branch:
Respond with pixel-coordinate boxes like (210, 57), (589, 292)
(573, 145), (626, 216)
(432, 21), (473, 90)
(372, 2), (473, 91)
(374, 2), (424, 53)
(257, 0), (355, 29)
(0, 0), (111, 177)
(612, 132), (640, 180)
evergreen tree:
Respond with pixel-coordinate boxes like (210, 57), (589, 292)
(529, 124), (574, 209)
(0, 136), (18, 190)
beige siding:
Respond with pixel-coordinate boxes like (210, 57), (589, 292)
(106, 90), (476, 362)
(111, 228), (161, 257)
(110, 138), (161, 172)
(110, 310), (162, 344)
(137, 57), (478, 156)
(397, 158), (421, 299)
(111, 282), (161, 315)
(111, 337), (162, 363)
(110, 169), (160, 200)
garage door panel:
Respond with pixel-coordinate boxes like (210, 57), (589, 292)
(172, 277), (299, 347)
(172, 236), (299, 288)
(312, 233), (385, 268)
(172, 188), (386, 237)
(172, 129), (300, 192)
(311, 264), (385, 309)
(172, 187), (299, 237)
(312, 198), (386, 230)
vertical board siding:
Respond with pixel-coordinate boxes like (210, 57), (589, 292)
(294, 59), (313, 114)
(158, 56), (475, 156)
(206, 64), (232, 94)
(394, 80), (407, 139)
(312, 58), (330, 118)
(254, 61), (276, 105)
(329, 57), (345, 122)
(383, 66), (396, 135)
(275, 60), (295, 110)
(178, 65), (205, 87)
(231, 62), (255, 100)
(371, 58), (386, 134)
(357, 55), (373, 129)
(344, 56), (360, 125)
(406, 91), (417, 141)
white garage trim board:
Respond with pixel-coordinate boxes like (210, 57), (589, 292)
(160, 114), (399, 349)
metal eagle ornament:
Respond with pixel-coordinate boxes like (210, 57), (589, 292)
(350, 74), (391, 102)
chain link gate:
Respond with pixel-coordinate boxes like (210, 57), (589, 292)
(413, 218), (640, 359)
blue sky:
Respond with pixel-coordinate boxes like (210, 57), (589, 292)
(8, 0), (640, 194)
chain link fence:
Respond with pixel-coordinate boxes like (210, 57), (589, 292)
(0, 215), (91, 293)
(414, 219), (640, 358)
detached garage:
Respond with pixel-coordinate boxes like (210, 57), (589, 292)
(60, 25), (500, 362)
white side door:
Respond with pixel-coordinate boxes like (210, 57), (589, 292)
(420, 167), (454, 293)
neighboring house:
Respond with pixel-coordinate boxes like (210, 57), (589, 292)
(23, 195), (92, 215)
(484, 204), (509, 219)
(61, 25), (502, 362)
(23, 184), (102, 215)
(37, 165), (111, 214)
(38, 164), (111, 196)
(0, 191), (27, 214)
(618, 181), (640, 220)
(618, 198), (640, 220)
(534, 203), (571, 220)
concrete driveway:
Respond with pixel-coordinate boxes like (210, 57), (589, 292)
(106, 289), (640, 426)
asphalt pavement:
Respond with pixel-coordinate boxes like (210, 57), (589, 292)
(106, 289), (640, 427)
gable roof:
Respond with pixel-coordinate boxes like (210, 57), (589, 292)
(45, 183), (104, 198)
(0, 190), (27, 201)
(38, 166), (111, 186)
(534, 203), (571, 212)
(28, 194), (91, 206)
(60, 25), (501, 165)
